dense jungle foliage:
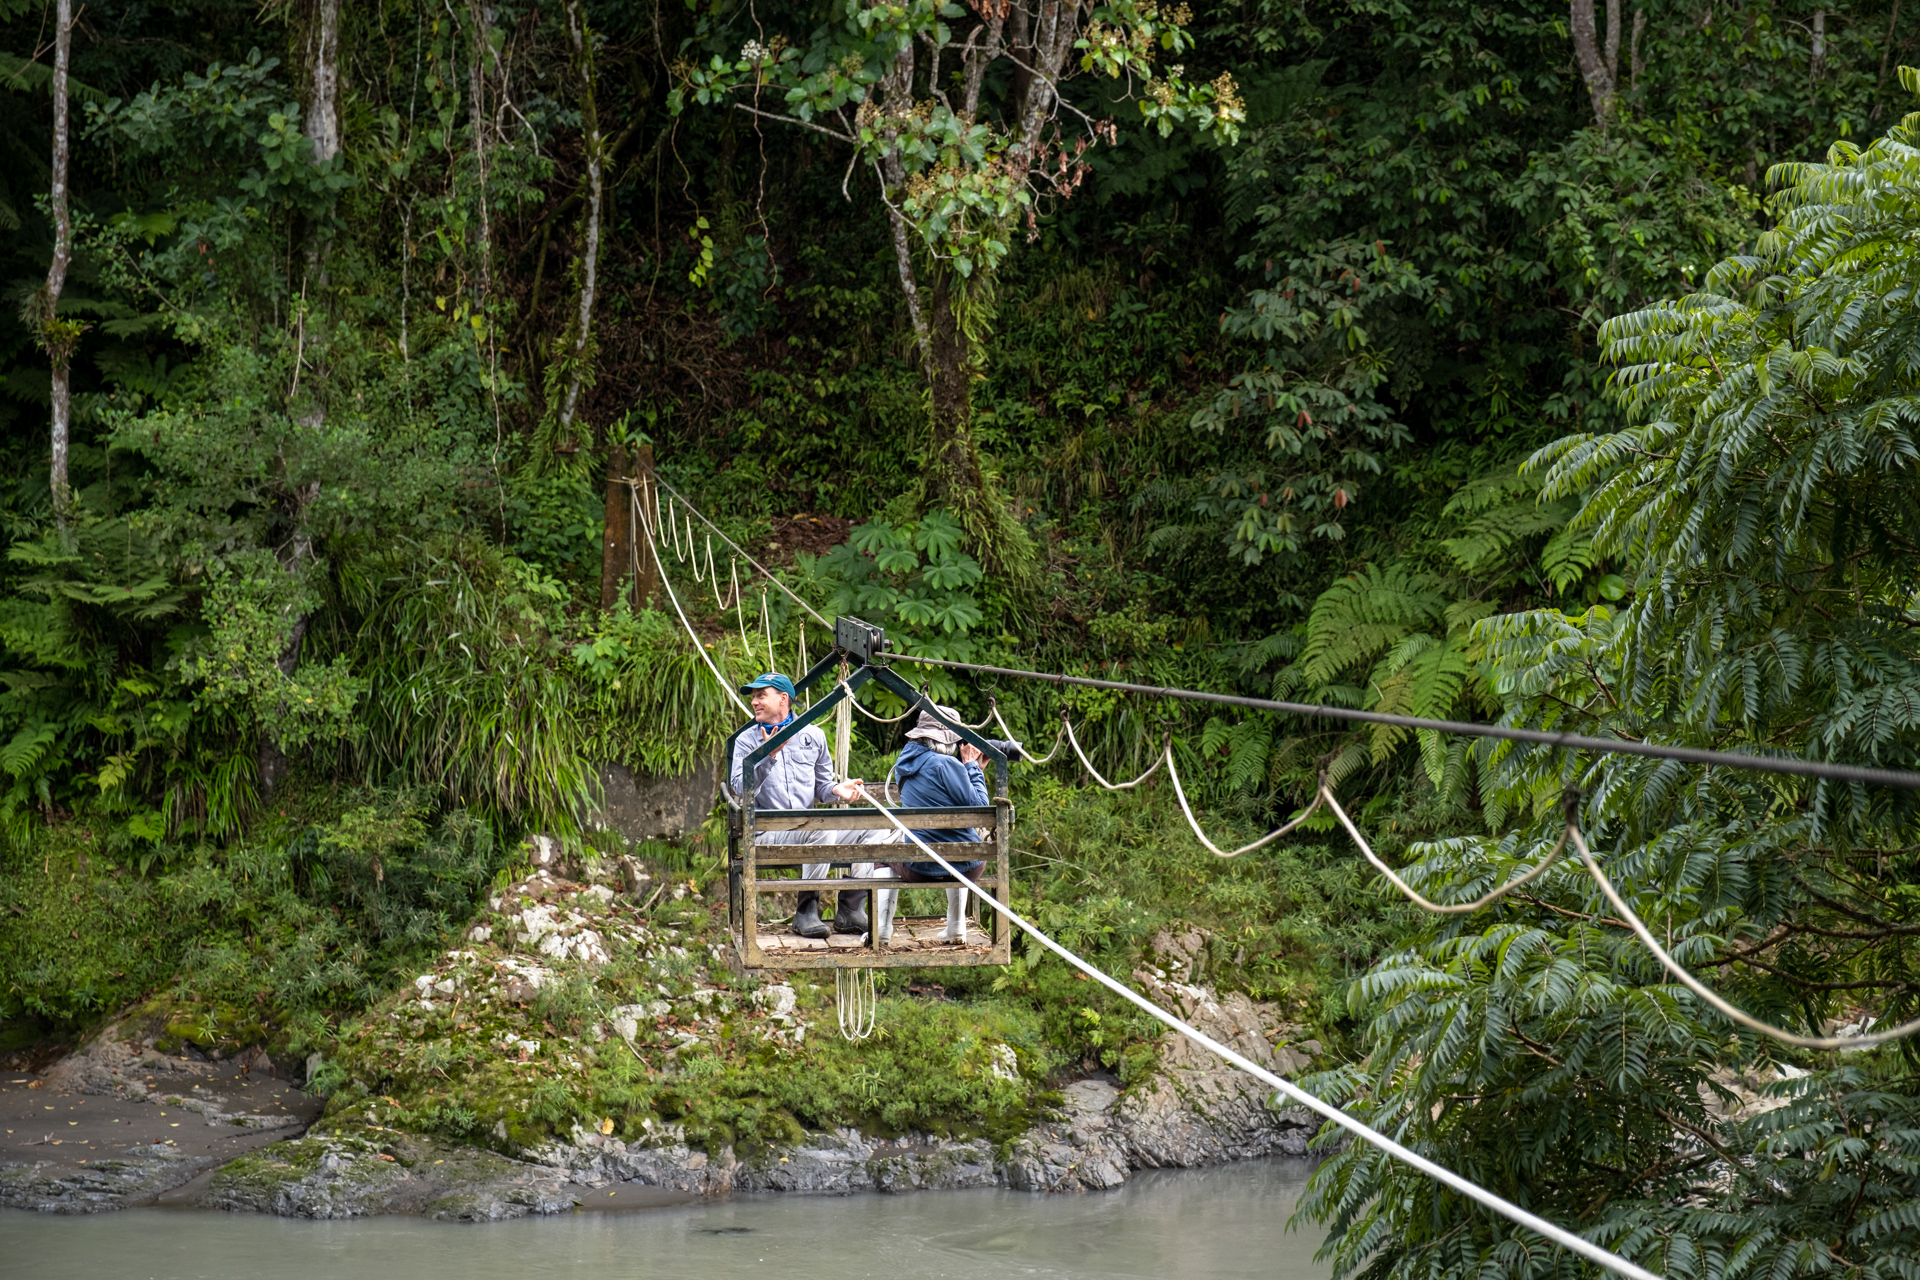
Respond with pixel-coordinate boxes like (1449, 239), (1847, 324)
(5, 0), (1920, 1272)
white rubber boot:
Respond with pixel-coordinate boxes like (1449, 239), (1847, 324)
(945, 887), (966, 942)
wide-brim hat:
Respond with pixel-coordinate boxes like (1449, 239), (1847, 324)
(739, 672), (796, 698)
(904, 705), (963, 748)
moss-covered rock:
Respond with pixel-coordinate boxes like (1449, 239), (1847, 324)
(0, 1144), (202, 1214)
(197, 1124), (576, 1220)
(323, 868), (1056, 1159)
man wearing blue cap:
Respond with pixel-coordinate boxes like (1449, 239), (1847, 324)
(729, 672), (872, 939)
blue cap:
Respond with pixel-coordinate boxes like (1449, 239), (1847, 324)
(739, 672), (797, 698)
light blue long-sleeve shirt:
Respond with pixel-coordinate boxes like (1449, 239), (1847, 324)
(730, 720), (850, 847)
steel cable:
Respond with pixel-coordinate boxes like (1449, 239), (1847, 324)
(887, 653), (1920, 792)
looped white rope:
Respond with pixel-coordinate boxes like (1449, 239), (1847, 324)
(835, 967), (876, 1040)
(761, 589), (775, 673)
(1064, 717), (1163, 789)
(1570, 828), (1920, 1051)
(1164, 749), (1327, 858)
(838, 680), (924, 723)
(844, 783), (1660, 1280)
(1319, 779), (1920, 1051)
(992, 705), (1064, 763)
(707, 537), (744, 610)
(1324, 787), (1574, 910)
(643, 473), (834, 628)
(730, 564), (756, 658)
(633, 495), (749, 717)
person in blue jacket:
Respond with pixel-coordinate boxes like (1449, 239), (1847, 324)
(875, 705), (990, 943)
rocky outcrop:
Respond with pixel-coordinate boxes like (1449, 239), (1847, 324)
(197, 1126), (578, 1222)
(1118, 930), (1321, 1168)
(528, 1123), (736, 1196)
(0, 1143), (200, 1213)
(1003, 1078), (1131, 1191)
(1, 1014), (321, 1213)
(588, 761), (717, 841)
(9, 897), (1327, 1221)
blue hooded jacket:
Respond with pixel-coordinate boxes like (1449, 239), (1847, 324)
(894, 739), (988, 877)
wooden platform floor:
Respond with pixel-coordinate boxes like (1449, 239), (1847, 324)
(756, 916), (995, 957)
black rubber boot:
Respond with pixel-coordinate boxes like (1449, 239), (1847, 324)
(792, 892), (829, 939)
(832, 889), (870, 935)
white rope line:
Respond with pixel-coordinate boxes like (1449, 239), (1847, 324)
(633, 493), (750, 717)
(1064, 717), (1164, 789)
(1325, 788), (1575, 911)
(761, 589), (775, 673)
(993, 705), (1064, 763)
(641, 483), (1920, 1054)
(836, 967), (877, 1040)
(844, 783), (1662, 1280)
(638, 474), (834, 628)
(798, 624), (811, 712)
(840, 679), (923, 723)
(731, 563), (754, 658)
(1571, 828), (1920, 1050)
(708, 537), (744, 610)
(1164, 749), (1328, 858)
(834, 665), (854, 784)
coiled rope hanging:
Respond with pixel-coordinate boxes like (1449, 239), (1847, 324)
(835, 968), (876, 1041)
(833, 660), (854, 783)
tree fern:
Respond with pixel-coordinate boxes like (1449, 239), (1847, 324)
(1306, 89), (1920, 1280)
(1299, 564), (1448, 686)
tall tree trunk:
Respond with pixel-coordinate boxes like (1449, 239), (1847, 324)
(555, 0), (604, 441)
(1604, 0), (1622, 88)
(1571, 0), (1616, 126)
(924, 270), (989, 514)
(302, 0), (340, 163)
(1811, 9), (1826, 76)
(39, 0), (74, 522)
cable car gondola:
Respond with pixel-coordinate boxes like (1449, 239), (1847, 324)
(723, 617), (1013, 972)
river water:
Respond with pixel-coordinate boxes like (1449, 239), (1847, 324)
(5, 1158), (1327, 1280)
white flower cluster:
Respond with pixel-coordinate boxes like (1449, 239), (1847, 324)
(740, 39), (769, 64)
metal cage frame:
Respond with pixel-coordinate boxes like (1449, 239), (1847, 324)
(723, 618), (1013, 971)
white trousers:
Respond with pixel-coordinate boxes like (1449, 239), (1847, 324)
(857, 839), (967, 943)
(799, 826), (893, 895)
